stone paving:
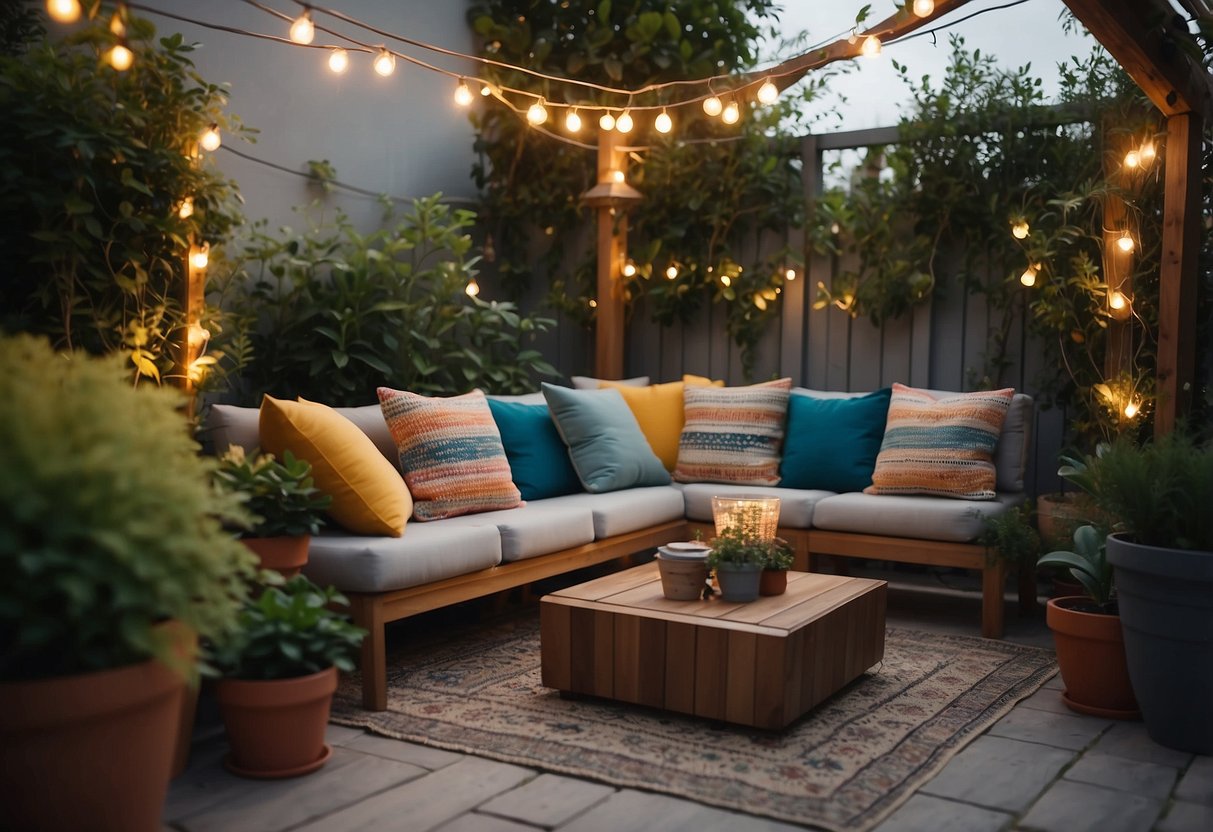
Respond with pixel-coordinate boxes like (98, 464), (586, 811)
(164, 572), (1212, 832)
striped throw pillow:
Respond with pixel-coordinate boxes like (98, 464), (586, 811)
(865, 383), (1014, 500)
(377, 387), (521, 521)
(674, 379), (792, 486)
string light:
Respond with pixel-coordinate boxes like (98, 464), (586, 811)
(1140, 142), (1156, 163)
(289, 10), (314, 45)
(861, 36), (882, 58)
(785, 268), (797, 281)
(611, 169), (625, 183)
(480, 84), (492, 96)
(599, 112), (616, 131)
(373, 49), (396, 77)
(703, 96), (723, 117)
(622, 261), (637, 278)
(526, 100), (548, 125)
(565, 108), (582, 132)
(46, 0), (81, 24)
(464, 277), (480, 297)
(189, 243), (210, 270)
(1116, 232), (1135, 253)
(1124, 149), (1140, 169)
(1011, 220), (1029, 239)
(756, 79), (778, 105)
(327, 48), (348, 73)
(454, 80), (474, 106)
(107, 43), (134, 71)
(1123, 399), (1140, 419)
(588, 299), (598, 308)
(912, 0), (936, 17)
(654, 109), (672, 134)
(721, 100), (740, 124)
(109, 11), (126, 38)
(720, 275), (732, 287)
(1020, 263), (1039, 287)
(177, 197), (194, 219)
(199, 124), (221, 152)
(615, 110), (634, 134)
(1109, 290), (1129, 312)
(666, 265), (679, 280)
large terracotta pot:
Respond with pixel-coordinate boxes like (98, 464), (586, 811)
(1045, 597), (1138, 719)
(217, 666), (337, 778)
(242, 534), (310, 578)
(0, 631), (192, 832)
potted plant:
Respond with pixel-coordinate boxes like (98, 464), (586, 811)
(214, 446), (331, 577)
(1037, 524), (1138, 719)
(1080, 431), (1213, 754)
(759, 537), (795, 596)
(0, 335), (256, 832)
(213, 575), (365, 778)
(708, 525), (773, 603)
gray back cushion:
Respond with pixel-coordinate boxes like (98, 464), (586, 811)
(206, 403), (400, 471)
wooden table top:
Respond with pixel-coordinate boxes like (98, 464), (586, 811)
(543, 562), (886, 638)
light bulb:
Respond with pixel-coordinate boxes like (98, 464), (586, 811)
(861, 36), (882, 58)
(526, 101), (548, 125)
(190, 244), (209, 270)
(654, 110), (672, 134)
(703, 96), (722, 117)
(107, 43), (133, 72)
(622, 262), (637, 278)
(1011, 220), (1029, 239)
(615, 110), (633, 134)
(109, 12), (126, 37)
(588, 299), (597, 308)
(46, 0), (81, 24)
(289, 12), (314, 45)
(454, 81), (474, 107)
(1109, 290), (1129, 311)
(721, 101), (740, 124)
(912, 0), (935, 17)
(327, 48), (348, 74)
(465, 278), (480, 298)
(1124, 150), (1140, 169)
(1123, 399), (1140, 419)
(480, 84), (492, 96)
(757, 79), (779, 105)
(178, 197), (194, 219)
(1141, 142), (1156, 163)
(373, 49), (396, 77)
(565, 109), (582, 132)
(1020, 264), (1038, 287)
(611, 169), (625, 183)
(666, 265), (678, 280)
(785, 268), (796, 281)
(720, 275), (732, 287)
(199, 124), (221, 152)
(599, 112), (616, 131)
(1117, 232), (1135, 253)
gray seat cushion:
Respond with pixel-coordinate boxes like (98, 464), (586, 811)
(439, 503), (595, 562)
(540, 486), (685, 538)
(206, 403), (399, 471)
(678, 482), (834, 529)
(303, 522), (502, 593)
(811, 492), (1023, 543)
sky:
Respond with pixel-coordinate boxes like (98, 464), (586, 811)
(768, 0), (1097, 131)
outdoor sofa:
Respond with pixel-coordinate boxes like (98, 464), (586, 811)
(209, 380), (1034, 711)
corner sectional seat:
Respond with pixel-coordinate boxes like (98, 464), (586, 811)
(209, 387), (1034, 711)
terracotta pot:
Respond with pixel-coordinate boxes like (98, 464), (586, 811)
(217, 666), (338, 778)
(656, 556), (708, 600)
(0, 628), (193, 832)
(242, 534), (310, 578)
(1046, 597), (1139, 719)
(1036, 492), (1099, 552)
(759, 569), (788, 596)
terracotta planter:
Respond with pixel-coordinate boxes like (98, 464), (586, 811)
(715, 563), (762, 603)
(1045, 597), (1139, 719)
(656, 556), (708, 600)
(217, 666), (338, 778)
(759, 569), (788, 596)
(1036, 492), (1099, 552)
(0, 631), (193, 832)
(242, 534), (310, 578)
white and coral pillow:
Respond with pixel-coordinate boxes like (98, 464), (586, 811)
(673, 379), (792, 486)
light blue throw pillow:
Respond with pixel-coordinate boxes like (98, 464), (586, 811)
(541, 383), (671, 493)
(779, 388), (892, 492)
(486, 399), (582, 501)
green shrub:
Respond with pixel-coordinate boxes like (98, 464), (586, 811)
(213, 447), (331, 538)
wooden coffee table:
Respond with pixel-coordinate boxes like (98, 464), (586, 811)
(540, 563), (886, 730)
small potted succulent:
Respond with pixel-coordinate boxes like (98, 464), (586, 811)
(213, 575), (366, 779)
(708, 525), (773, 603)
(759, 537), (795, 596)
(214, 446), (331, 577)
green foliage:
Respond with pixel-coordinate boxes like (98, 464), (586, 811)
(213, 448), (332, 538)
(762, 537), (794, 571)
(1038, 524), (1114, 608)
(213, 192), (557, 405)
(707, 526), (791, 570)
(213, 576), (366, 681)
(0, 334), (257, 682)
(0, 5), (246, 384)
(467, 0), (817, 377)
(978, 501), (1040, 565)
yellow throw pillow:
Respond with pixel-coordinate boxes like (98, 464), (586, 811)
(259, 396), (412, 537)
(682, 373), (726, 387)
(599, 380), (686, 471)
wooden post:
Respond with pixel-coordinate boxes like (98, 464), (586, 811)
(175, 249), (204, 414)
(1156, 111), (1202, 433)
(1101, 190), (1132, 385)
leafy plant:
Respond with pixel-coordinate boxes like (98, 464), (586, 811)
(213, 575), (366, 681)
(1038, 524), (1114, 609)
(707, 525), (789, 569)
(213, 192), (557, 405)
(0, 5), (246, 385)
(0, 334), (256, 682)
(213, 447), (332, 538)
(762, 537), (795, 571)
(977, 501), (1040, 565)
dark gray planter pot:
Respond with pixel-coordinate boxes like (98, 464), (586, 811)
(1106, 532), (1213, 755)
(715, 563), (762, 603)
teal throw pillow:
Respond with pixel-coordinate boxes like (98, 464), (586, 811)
(779, 388), (892, 492)
(487, 399), (583, 501)
(541, 383), (671, 493)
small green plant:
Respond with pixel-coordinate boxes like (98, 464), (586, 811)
(762, 537), (795, 571)
(707, 525), (788, 569)
(213, 447), (331, 538)
(213, 575), (366, 681)
(1038, 524), (1114, 610)
(978, 502), (1041, 565)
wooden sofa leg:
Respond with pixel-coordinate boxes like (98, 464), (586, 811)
(349, 594), (387, 711)
(981, 562), (1006, 639)
(1017, 557), (1038, 611)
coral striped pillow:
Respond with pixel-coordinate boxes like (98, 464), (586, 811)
(865, 384), (1014, 500)
(377, 388), (521, 521)
(674, 379), (792, 486)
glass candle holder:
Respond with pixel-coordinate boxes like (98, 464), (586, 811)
(711, 496), (781, 541)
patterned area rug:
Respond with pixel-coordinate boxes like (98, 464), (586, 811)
(331, 615), (1056, 831)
